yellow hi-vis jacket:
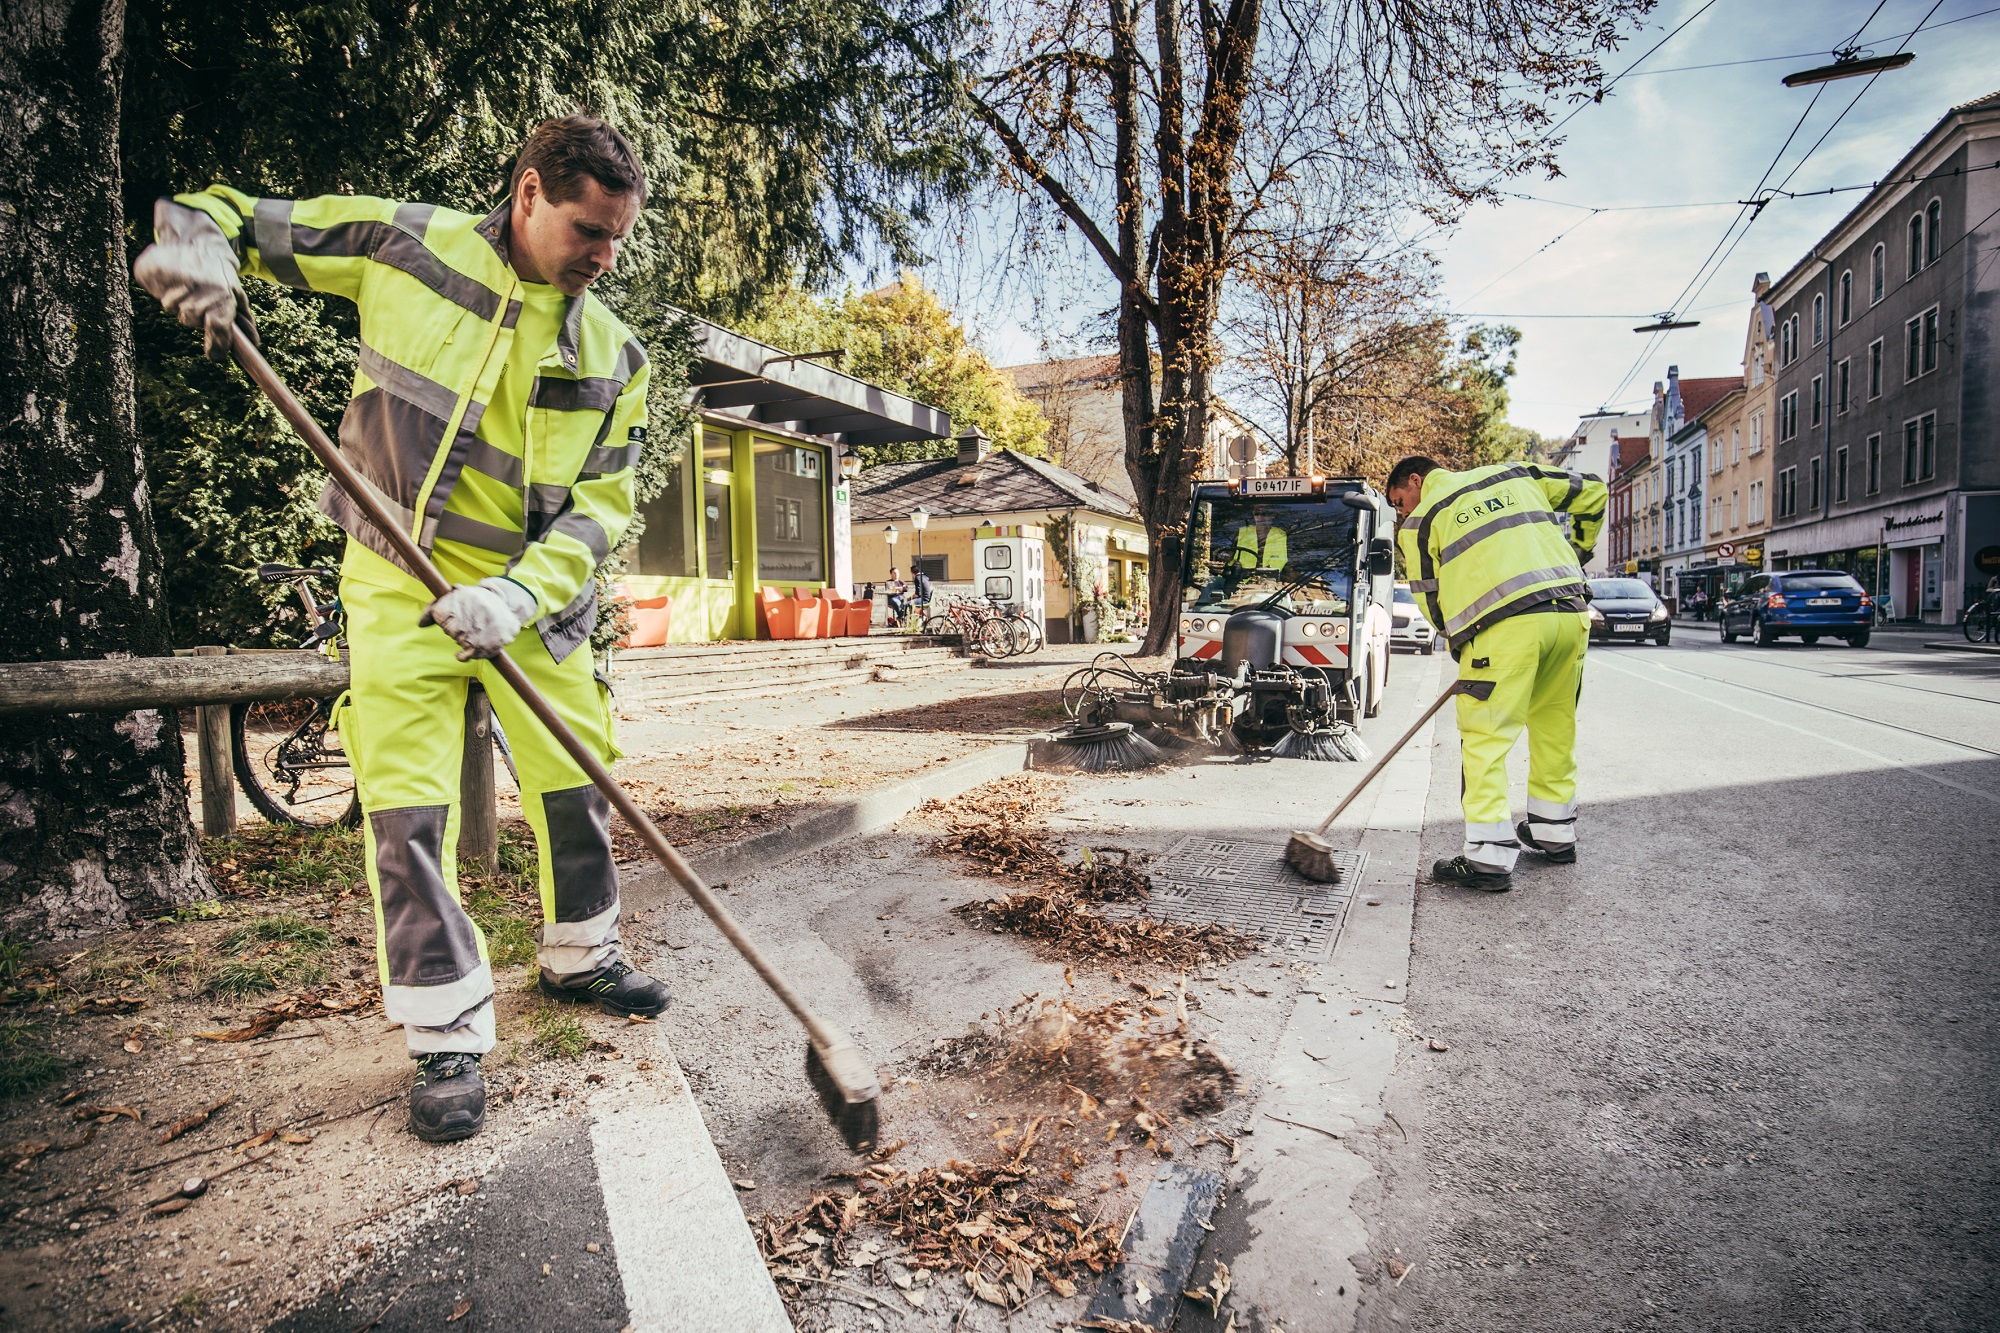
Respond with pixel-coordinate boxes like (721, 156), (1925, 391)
(1396, 463), (1607, 652)
(1229, 522), (1288, 572)
(172, 187), (650, 663)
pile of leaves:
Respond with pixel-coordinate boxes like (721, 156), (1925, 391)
(931, 782), (1258, 968)
(757, 1155), (1122, 1313)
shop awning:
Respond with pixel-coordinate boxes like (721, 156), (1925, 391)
(685, 318), (953, 447)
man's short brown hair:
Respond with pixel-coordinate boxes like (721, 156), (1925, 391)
(511, 115), (646, 206)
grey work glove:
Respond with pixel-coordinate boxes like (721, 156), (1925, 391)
(132, 200), (257, 362)
(420, 577), (540, 660)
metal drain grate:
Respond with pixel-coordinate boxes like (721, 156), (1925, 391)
(1102, 835), (1365, 962)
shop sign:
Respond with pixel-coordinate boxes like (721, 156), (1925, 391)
(833, 485), (850, 505)
(1743, 546), (1763, 566)
(1884, 509), (1945, 535)
(1976, 545), (2000, 575)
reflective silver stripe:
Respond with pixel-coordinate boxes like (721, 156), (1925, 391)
(357, 340), (459, 421)
(383, 963), (495, 1029)
(456, 435), (523, 486)
(252, 197), (306, 289)
(548, 510), (611, 562)
(502, 299), (522, 330)
(1436, 509), (1560, 566)
(392, 200), (436, 241)
(1444, 566), (1584, 638)
(526, 482), (571, 516)
(1408, 578), (1439, 592)
(292, 219), (503, 320)
(434, 510), (524, 554)
(581, 439), (641, 476)
(614, 337), (648, 380)
(530, 376), (622, 413)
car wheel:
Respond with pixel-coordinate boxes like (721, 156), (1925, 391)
(1755, 617), (1781, 646)
(1803, 634), (1820, 645)
(1421, 636), (1435, 656)
(1721, 625), (1738, 643)
(1654, 632), (1670, 646)
(1847, 631), (1871, 648)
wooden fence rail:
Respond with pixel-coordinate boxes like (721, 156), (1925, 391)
(0, 651), (497, 869)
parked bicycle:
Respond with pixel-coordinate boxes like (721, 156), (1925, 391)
(922, 594), (1044, 657)
(1962, 589), (2000, 644)
(231, 564), (517, 827)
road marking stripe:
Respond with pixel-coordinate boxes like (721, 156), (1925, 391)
(1591, 656), (2000, 806)
(592, 1043), (791, 1332)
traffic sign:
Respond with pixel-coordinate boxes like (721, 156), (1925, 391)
(1718, 542), (1735, 559)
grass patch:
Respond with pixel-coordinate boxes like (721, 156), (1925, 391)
(0, 937), (24, 986)
(209, 912), (334, 999)
(467, 883), (539, 968)
(0, 1020), (64, 1097)
(525, 1002), (588, 1060)
(203, 823), (365, 898)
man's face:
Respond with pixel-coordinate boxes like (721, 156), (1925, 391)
(510, 169), (641, 296)
(1387, 476), (1423, 520)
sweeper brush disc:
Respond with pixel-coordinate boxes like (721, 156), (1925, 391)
(1271, 725), (1371, 762)
(1034, 722), (1168, 773)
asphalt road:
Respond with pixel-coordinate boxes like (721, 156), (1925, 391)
(1362, 635), (2000, 1332)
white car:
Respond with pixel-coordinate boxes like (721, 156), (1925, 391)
(1390, 583), (1438, 654)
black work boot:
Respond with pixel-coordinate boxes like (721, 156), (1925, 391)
(409, 1053), (485, 1143)
(538, 961), (671, 1017)
(1517, 820), (1578, 864)
(1430, 856), (1513, 893)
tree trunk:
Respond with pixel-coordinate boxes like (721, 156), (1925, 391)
(0, 0), (212, 937)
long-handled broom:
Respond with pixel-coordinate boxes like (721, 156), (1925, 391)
(228, 329), (880, 1153)
(1283, 676), (1495, 884)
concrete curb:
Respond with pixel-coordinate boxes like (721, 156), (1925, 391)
(1924, 640), (2000, 655)
(672, 740), (1031, 889)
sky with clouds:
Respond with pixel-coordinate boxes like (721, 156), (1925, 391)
(903, 0), (2000, 443)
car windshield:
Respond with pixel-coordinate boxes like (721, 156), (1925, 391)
(1185, 496), (1360, 615)
(1393, 588), (1417, 605)
(1589, 579), (1655, 600)
(1779, 573), (1863, 592)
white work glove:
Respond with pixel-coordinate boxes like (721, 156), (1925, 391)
(420, 578), (540, 660)
(132, 200), (257, 362)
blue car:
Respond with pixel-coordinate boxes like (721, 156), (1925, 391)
(1719, 570), (1874, 647)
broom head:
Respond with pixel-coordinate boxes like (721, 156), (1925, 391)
(1034, 721), (1168, 773)
(1271, 724), (1371, 763)
(805, 1030), (881, 1153)
(1283, 829), (1343, 884)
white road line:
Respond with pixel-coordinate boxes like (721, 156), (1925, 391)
(1592, 655), (2000, 806)
(593, 1038), (791, 1333)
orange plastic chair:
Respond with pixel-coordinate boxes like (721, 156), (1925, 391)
(823, 595), (849, 639)
(618, 594), (673, 648)
(788, 588), (822, 638)
(756, 586), (788, 639)
(845, 599), (874, 636)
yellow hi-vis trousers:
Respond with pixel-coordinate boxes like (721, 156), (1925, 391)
(1453, 610), (1589, 873)
(339, 544), (626, 1055)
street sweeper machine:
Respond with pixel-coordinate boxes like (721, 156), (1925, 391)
(1042, 477), (1397, 771)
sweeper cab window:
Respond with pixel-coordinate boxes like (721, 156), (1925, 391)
(1184, 493), (1364, 616)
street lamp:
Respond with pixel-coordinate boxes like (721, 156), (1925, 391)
(1633, 311), (1700, 333)
(909, 506), (930, 579)
(1783, 50), (1913, 88)
(882, 524), (898, 576)
(838, 450), (864, 480)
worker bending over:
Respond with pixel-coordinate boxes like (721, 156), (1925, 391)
(134, 116), (669, 1142)
(1386, 456), (1607, 892)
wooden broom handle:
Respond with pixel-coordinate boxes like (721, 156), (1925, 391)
(1313, 676), (1493, 835)
(230, 328), (841, 1051)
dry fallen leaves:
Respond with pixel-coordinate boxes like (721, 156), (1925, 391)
(447, 1298), (473, 1322)
(159, 1094), (234, 1145)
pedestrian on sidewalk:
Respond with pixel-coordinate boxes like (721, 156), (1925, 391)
(133, 115), (672, 1144)
(1386, 455), (1608, 892)
(885, 568), (910, 625)
(912, 566), (933, 614)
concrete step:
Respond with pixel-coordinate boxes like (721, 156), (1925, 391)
(615, 635), (955, 669)
(618, 644), (963, 687)
(618, 649), (970, 705)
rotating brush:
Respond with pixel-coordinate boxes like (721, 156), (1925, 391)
(1033, 721), (1168, 773)
(1272, 724), (1371, 763)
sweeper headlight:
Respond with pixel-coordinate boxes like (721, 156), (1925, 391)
(1179, 617), (1192, 633)
(1301, 622), (1317, 637)
(1207, 618), (1223, 634)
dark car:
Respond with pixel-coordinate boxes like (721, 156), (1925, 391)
(1720, 570), (1873, 647)
(1586, 577), (1670, 645)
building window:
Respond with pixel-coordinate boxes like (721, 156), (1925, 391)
(1810, 375), (1822, 428)
(1919, 412), (1936, 480)
(1922, 306), (1939, 373)
(1835, 446), (1848, 504)
(1731, 426), (1741, 465)
(1813, 292), (1825, 345)
(1836, 359), (1849, 414)
(1809, 457), (1822, 511)
(1909, 213), (1925, 275)
(1778, 467), (1797, 518)
(1710, 495), (1722, 535)
(1926, 199), (1942, 265)
(1730, 489), (1739, 530)
(1871, 242), (1885, 302)
(1868, 338), (1883, 398)
(1751, 412), (1764, 454)
(1839, 270), (1852, 325)
(752, 439), (827, 582)
(1866, 434), (1881, 494)
(1750, 478), (1765, 524)
(1780, 392), (1796, 441)
(1907, 305), (1939, 379)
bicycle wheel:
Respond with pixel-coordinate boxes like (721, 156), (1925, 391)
(1013, 615), (1045, 654)
(1964, 605), (1994, 644)
(1002, 616), (1035, 656)
(921, 614), (957, 637)
(974, 618), (1012, 656)
(230, 697), (362, 828)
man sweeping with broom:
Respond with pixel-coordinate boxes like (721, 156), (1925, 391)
(1383, 456), (1607, 892)
(134, 115), (670, 1142)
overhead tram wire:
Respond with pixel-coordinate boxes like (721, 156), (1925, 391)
(1614, 3), (2000, 76)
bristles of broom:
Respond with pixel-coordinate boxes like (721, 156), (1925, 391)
(1271, 724), (1371, 762)
(1283, 829), (1342, 884)
(1134, 722), (1196, 752)
(1034, 722), (1168, 773)
(805, 1033), (881, 1153)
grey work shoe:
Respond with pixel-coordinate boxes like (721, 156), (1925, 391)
(538, 961), (671, 1018)
(1430, 856), (1513, 893)
(1517, 820), (1578, 864)
(409, 1052), (486, 1143)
